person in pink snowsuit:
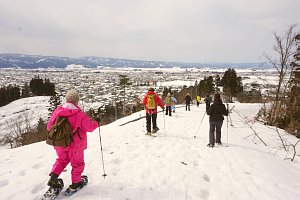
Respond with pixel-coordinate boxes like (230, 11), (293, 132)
(47, 89), (99, 190)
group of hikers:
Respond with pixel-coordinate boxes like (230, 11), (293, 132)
(44, 88), (228, 196)
(142, 88), (228, 142)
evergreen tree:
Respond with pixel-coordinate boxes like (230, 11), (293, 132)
(30, 76), (43, 96)
(44, 78), (55, 95)
(198, 76), (215, 96)
(36, 117), (47, 140)
(21, 83), (31, 98)
(48, 93), (61, 119)
(0, 85), (21, 107)
(215, 75), (221, 87)
(119, 75), (132, 113)
(30, 76), (55, 96)
(220, 68), (243, 102)
(162, 87), (172, 98)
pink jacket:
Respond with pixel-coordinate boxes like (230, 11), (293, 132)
(47, 103), (98, 150)
(142, 91), (164, 114)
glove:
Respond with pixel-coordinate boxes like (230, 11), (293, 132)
(93, 116), (101, 123)
(163, 106), (165, 111)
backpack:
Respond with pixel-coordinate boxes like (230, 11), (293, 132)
(147, 94), (156, 109)
(46, 117), (77, 147)
(165, 97), (172, 104)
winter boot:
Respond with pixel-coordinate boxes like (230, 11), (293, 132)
(42, 173), (64, 200)
(145, 131), (152, 135)
(207, 143), (214, 148)
(152, 127), (159, 133)
(47, 173), (63, 188)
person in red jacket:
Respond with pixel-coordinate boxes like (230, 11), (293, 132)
(142, 88), (164, 135)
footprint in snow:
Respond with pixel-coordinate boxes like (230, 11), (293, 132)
(0, 179), (9, 187)
(200, 189), (209, 199)
(19, 170), (26, 176)
(203, 174), (210, 182)
(31, 184), (43, 193)
(32, 163), (42, 169)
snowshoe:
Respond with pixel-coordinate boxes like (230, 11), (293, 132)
(64, 175), (88, 196)
(41, 178), (64, 200)
(207, 143), (214, 148)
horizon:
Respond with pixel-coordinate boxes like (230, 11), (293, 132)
(1, 52), (265, 64)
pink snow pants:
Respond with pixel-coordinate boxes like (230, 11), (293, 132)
(51, 146), (85, 183)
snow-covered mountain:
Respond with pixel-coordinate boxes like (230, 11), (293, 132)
(0, 53), (264, 69)
(0, 98), (299, 200)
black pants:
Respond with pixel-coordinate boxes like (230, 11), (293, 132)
(186, 103), (190, 111)
(146, 112), (157, 132)
(165, 106), (172, 116)
(206, 104), (210, 112)
(209, 121), (223, 145)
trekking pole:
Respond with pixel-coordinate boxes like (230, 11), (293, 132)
(163, 108), (166, 136)
(194, 111), (206, 138)
(226, 103), (229, 147)
(97, 120), (107, 178)
(140, 112), (144, 129)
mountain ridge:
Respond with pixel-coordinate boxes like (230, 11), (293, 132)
(0, 53), (265, 69)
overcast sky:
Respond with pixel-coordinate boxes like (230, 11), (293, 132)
(0, 0), (299, 63)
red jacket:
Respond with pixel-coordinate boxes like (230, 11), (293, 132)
(142, 91), (164, 114)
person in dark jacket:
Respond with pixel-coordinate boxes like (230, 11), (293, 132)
(204, 95), (212, 112)
(206, 93), (228, 147)
(184, 93), (192, 111)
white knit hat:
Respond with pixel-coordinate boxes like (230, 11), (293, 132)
(65, 89), (80, 104)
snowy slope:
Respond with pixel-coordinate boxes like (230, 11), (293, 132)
(0, 96), (50, 137)
(0, 103), (300, 200)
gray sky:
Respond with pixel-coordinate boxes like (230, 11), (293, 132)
(0, 0), (299, 63)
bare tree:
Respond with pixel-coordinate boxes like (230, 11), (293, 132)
(3, 117), (24, 148)
(264, 25), (298, 128)
(119, 74), (132, 116)
(1, 112), (39, 148)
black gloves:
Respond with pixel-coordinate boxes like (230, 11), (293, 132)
(93, 116), (101, 123)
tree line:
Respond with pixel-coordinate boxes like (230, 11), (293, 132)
(162, 68), (247, 104)
(0, 76), (55, 107)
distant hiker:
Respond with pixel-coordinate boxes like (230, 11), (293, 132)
(164, 93), (173, 116)
(136, 95), (143, 111)
(206, 93), (228, 147)
(142, 88), (164, 135)
(196, 95), (201, 107)
(204, 95), (212, 111)
(171, 96), (177, 112)
(132, 95), (142, 112)
(46, 90), (99, 192)
(184, 93), (192, 111)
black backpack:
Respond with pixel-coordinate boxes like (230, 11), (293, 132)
(46, 117), (78, 147)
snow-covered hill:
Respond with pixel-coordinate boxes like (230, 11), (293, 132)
(0, 103), (299, 200)
(0, 96), (50, 138)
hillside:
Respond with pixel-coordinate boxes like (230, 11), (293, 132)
(0, 103), (299, 200)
